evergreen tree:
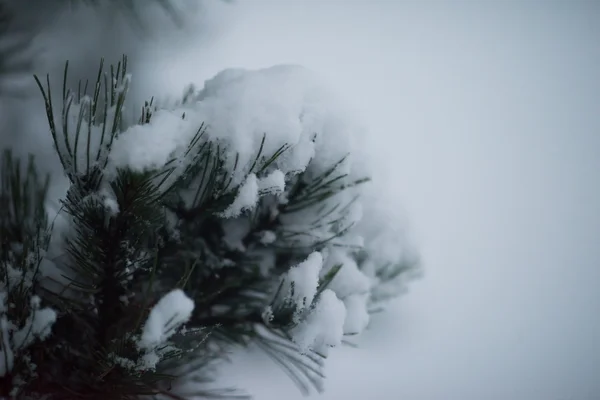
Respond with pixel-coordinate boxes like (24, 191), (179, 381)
(0, 2), (419, 399)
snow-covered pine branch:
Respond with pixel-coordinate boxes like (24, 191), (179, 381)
(0, 50), (419, 399)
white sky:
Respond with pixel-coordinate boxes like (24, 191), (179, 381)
(153, 2), (598, 399)
(4, 1), (599, 399)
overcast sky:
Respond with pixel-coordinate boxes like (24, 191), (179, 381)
(6, 1), (599, 399)
(152, 1), (600, 399)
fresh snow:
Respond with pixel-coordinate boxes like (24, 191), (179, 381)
(282, 252), (323, 318)
(219, 169), (285, 218)
(258, 230), (277, 245)
(98, 187), (120, 217)
(0, 294), (56, 377)
(258, 169), (286, 196)
(220, 173), (260, 218)
(321, 250), (372, 300)
(341, 293), (370, 334)
(11, 297), (57, 350)
(100, 65), (369, 198)
(320, 250), (372, 334)
(290, 289), (346, 355)
(108, 108), (197, 177)
(138, 289), (195, 350)
(129, 289), (196, 373)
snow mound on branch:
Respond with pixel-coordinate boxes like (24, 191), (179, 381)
(197, 65), (370, 180)
(258, 169), (286, 195)
(320, 249), (373, 334)
(138, 289), (194, 350)
(110, 109), (194, 173)
(108, 65), (370, 187)
(105, 63), (416, 332)
(219, 169), (286, 218)
(282, 252), (323, 320)
(322, 249), (372, 300)
(291, 289), (346, 356)
(220, 173), (260, 218)
(357, 191), (420, 304)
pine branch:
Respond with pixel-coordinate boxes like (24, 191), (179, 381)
(0, 53), (419, 399)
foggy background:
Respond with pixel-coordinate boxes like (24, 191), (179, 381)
(5, 0), (599, 399)
(162, 2), (598, 399)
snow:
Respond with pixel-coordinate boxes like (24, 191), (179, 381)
(220, 173), (259, 218)
(322, 250), (371, 300)
(319, 250), (372, 334)
(259, 230), (277, 245)
(138, 289), (195, 350)
(340, 293), (370, 334)
(258, 169), (286, 196)
(0, 264), (30, 291)
(0, 294), (56, 377)
(100, 64), (368, 202)
(98, 187), (119, 216)
(290, 289), (346, 356)
(273, 250), (370, 345)
(281, 252), (323, 317)
(11, 297), (57, 350)
(137, 351), (162, 371)
(132, 289), (195, 373)
(199, 65), (362, 175)
(356, 198), (418, 304)
(108, 108), (197, 176)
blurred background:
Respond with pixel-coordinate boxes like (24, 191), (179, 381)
(5, 1), (600, 399)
